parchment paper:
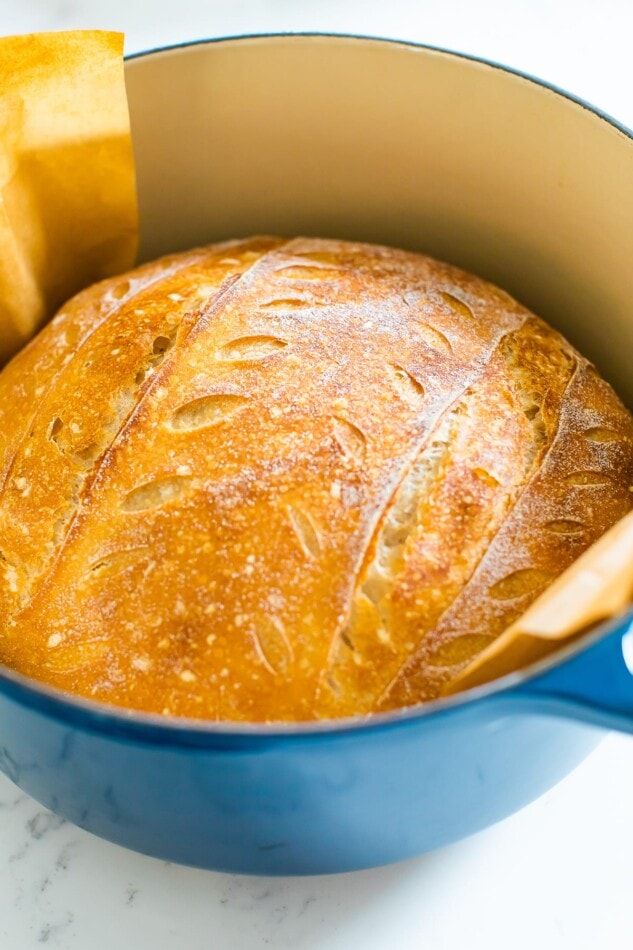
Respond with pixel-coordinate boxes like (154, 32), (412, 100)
(0, 30), (138, 362)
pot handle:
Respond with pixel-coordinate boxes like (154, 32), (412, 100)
(511, 611), (633, 734)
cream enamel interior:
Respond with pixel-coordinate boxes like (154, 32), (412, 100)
(124, 35), (633, 407)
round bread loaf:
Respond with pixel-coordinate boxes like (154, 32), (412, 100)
(0, 236), (631, 721)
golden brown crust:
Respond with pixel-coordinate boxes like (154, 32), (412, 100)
(0, 237), (631, 721)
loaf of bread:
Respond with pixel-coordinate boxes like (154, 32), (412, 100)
(0, 236), (631, 721)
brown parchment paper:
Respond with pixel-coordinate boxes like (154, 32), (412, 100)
(0, 30), (138, 362)
(444, 510), (633, 694)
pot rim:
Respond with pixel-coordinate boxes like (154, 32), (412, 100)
(126, 31), (633, 143)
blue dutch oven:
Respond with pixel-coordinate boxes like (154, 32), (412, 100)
(0, 34), (631, 875)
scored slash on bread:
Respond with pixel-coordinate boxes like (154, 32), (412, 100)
(0, 237), (631, 721)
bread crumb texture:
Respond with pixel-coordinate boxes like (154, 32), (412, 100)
(0, 236), (631, 721)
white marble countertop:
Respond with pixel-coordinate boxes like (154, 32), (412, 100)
(2, 2), (633, 948)
(2, 737), (633, 949)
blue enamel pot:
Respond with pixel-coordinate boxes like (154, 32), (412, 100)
(0, 34), (632, 875)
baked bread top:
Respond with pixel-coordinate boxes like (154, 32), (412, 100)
(0, 236), (631, 721)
